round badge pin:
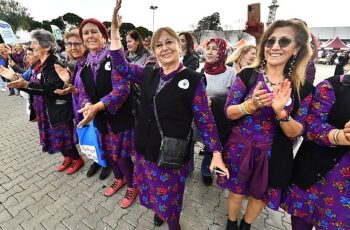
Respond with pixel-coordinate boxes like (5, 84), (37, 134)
(105, 62), (111, 71)
(178, 79), (190, 89)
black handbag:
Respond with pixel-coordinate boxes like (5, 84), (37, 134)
(153, 96), (191, 170)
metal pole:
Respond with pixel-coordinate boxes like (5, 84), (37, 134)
(150, 6), (158, 32)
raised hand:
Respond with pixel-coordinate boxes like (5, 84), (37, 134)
(111, 0), (122, 30)
(0, 65), (17, 81)
(54, 64), (70, 83)
(250, 81), (274, 110)
(271, 79), (292, 115)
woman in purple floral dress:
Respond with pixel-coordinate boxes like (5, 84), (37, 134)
(76, 18), (137, 208)
(7, 29), (84, 175)
(217, 20), (314, 229)
(109, 1), (229, 229)
(281, 75), (350, 230)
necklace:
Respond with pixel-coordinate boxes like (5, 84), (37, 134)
(264, 74), (283, 90)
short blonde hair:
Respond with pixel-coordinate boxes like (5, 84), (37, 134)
(150, 27), (181, 53)
(226, 44), (256, 66)
(64, 30), (80, 42)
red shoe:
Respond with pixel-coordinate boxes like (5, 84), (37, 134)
(57, 156), (72, 172)
(120, 187), (138, 208)
(66, 157), (84, 174)
(104, 178), (126, 197)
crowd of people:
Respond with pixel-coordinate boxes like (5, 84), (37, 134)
(1, 0), (350, 229)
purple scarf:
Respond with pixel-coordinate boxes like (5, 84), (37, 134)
(157, 63), (184, 93)
(86, 46), (109, 80)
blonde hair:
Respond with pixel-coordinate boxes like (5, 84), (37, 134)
(64, 30), (80, 42)
(150, 27), (181, 54)
(251, 19), (311, 99)
(226, 44), (256, 66)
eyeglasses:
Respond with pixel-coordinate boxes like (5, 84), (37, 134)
(65, 42), (83, 47)
(265, 37), (294, 48)
(155, 39), (176, 50)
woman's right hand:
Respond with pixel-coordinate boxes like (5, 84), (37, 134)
(248, 81), (274, 111)
(54, 83), (77, 95)
(54, 64), (70, 83)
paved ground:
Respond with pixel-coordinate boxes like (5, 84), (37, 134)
(0, 64), (335, 230)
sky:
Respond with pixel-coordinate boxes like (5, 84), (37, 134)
(14, 0), (350, 32)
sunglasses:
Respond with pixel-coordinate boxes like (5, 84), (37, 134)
(265, 37), (294, 48)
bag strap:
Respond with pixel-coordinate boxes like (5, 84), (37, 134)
(152, 95), (165, 138)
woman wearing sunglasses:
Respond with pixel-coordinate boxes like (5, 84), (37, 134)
(217, 19), (314, 229)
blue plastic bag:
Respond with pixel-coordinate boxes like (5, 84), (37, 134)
(77, 121), (107, 167)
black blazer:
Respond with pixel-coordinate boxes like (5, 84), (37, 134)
(21, 54), (73, 126)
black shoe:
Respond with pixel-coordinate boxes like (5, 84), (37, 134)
(239, 217), (251, 230)
(227, 219), (238, 230)
(86, 162), (101, 177)
(198, 149), (206, 156)
(202, 175), (213, 186)
(99, 165), (111, 180)
(154, 213), (164, 227)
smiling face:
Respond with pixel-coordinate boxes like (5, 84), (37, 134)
(154, 30), (181, 67)
(205, 41), (219, 64)
(26, 49), (39, 65)
(242, 48), (256, 65)
(264, 26), (299, 69)
(30, 38), (49, 59)
(67, 36), (85, 60)
(81, 23), (105, 52)
(126, 35), (139, 53)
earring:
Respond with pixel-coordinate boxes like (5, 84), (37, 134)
(259, 59), (266, 72)
(288, 55), (296, 78)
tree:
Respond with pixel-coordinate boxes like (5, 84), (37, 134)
(119, 22), (135, 49)
(0, 0), (32, 32)
(191, 12), (222, 44)
(103, 21), (111, 29)
(51, 17), (65, 31)
(135, 26), (152, 39)
(62, 13), (83, 27)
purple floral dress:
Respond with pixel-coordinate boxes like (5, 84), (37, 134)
(31, 65), (77, 154)
(216, 73), (312, 210)
(111, 49), (221, 222)
(78, 48), (134, 161)
(281, 80), (350, 229)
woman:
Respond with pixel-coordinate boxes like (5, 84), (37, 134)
(281, 76), (350, 229)
(109, 1), (228, 229)
(5, 29), (84, 174)
(125, 30), (153, 66)
(54, 30), (111, 181)
(200, 37), (236, 186)
(217, 19), (313, 229)
(226, 44), (256, 73)
(77, 18), (137, 208)
(179, 32), (199, 70)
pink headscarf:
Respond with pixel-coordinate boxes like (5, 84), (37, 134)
(204, 37), (228, 75)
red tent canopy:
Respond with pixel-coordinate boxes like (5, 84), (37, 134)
(323, 37), (348, 50)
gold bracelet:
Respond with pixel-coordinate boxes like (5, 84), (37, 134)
(334, 129), (342, 145)
(239, 103), (247, 115)
(243, 101), (253, 114)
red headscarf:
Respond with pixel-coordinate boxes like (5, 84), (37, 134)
(204, 37), (228, 75)
(79, 18), (109, 40)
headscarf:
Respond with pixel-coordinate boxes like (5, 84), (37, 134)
(79, 18), (109, 40)
(204, 37), (228, 75)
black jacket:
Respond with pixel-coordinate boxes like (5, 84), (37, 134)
(292, 75), (350, 189)
(21, 54), (73, 126)
(135, 67), (201, 163)
(182, 53), (199, 71)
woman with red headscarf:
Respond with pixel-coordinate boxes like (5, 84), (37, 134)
(200, 37), (237, 186)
